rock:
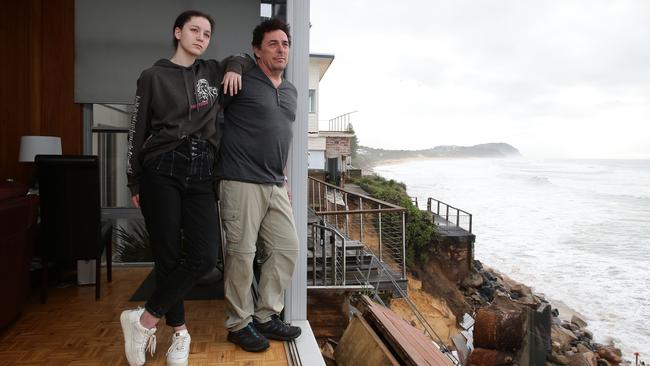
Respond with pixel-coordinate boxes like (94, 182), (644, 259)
(552, 324), (578, 351)
(571, 315), (588, 329)
(462, 272), (484, 288)
(552, 308), (560, 317)
(477, 285), (496, 302)
(563, 321), (580, 332)
(567, 352), (597, 366)
(596, 346), (622, 365)
(515, 294), (538, 306)
(581, 329), (593, 340)
(549, 351), (571, 365)
(584, 352), (598, 366)
(510, 282), (534, 299)
(596, 359), (611, 366)
(577, 344), (591, 354)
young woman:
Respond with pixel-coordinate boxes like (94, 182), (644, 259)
(121, 10), (253, 366)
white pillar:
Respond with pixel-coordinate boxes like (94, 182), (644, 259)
(284, 0), (310, 322)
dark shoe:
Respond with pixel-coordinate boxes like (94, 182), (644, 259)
(254, 315), (302, 341)
(227, 323), (269, 352)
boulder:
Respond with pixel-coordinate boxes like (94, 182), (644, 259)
(549, 351), (570, 365)
(462, 272), (484, 288)
(576, 344), (591, 354)
(563, 321), (580, 332)
(596, 346), (622, 365)
(567, 352), (597, 366)
(552, 308), (560, 317)
(571, 315), (588, 329)
(581, 329), (593, 340)
(551, 324), (578, 351)
(584, 352), (598, 366)
(596, 359), (611, 366)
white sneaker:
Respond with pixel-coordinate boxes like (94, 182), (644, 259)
(120, 307), (157, 366)
(166, 329), (191, 366)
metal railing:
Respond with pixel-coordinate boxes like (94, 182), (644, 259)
(426, 197), (473, 233)
(308, 177), (407, 280)
(326, 110), (357, 132)
(309, 223), (347, 286)
(364, 257), (461, 366)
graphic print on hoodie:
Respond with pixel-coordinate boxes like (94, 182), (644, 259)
(126, 55), (255, 196)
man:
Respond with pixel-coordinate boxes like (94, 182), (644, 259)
(216, 18), (301, 352)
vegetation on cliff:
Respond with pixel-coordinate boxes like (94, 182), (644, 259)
(350, 175), (436, 267)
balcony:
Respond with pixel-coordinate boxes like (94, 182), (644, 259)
(307, 177), (408, 293)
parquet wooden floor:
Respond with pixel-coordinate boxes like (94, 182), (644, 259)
(0, 267), (288, 366)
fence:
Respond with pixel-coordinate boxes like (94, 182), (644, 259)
(426, 197), (473, 233)
(308, 177), (407, 280)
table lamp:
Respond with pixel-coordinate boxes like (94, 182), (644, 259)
(18, 136), (62, 189)
(19, 136), (62, 162)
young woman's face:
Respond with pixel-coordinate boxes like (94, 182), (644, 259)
(175, 16), (212, 57)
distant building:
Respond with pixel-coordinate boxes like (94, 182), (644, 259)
(308, 53), (356, 182)
(308, 53), (333, 171)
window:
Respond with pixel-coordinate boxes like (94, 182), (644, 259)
(309, 89), (316, 113)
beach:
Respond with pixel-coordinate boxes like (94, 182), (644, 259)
(373, 157), (650, 358)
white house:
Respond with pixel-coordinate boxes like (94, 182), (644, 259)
(307, 53), (334, 171)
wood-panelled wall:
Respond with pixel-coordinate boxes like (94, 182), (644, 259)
(0, 0), (82, 184)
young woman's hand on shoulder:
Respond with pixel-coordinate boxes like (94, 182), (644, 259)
(222, 72), (242, 96)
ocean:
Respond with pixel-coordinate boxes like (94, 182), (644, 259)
(374, 158), (650, 358)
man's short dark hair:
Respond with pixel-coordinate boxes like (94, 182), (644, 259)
(252, 18), (291, 49)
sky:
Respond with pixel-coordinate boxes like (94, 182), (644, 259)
(308, 0), (650, 159)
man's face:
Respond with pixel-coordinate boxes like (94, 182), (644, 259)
(254, 29), (290, 74)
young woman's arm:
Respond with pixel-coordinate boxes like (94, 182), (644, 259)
(220, 54), (256, 96)
(126, 71), (153, 205)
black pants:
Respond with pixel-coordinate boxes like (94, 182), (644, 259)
(139, 138), (219, 327)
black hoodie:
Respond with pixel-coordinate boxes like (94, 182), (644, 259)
(126, 55), (254, 196)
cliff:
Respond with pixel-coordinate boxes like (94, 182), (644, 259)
(354, 142), (521, 169)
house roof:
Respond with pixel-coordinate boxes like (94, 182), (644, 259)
(310, 53), (335, 81)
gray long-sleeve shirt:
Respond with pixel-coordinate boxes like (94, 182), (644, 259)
(216, 65), (298, 185)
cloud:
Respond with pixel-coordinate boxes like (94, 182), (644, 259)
(310, 0), (650, 158)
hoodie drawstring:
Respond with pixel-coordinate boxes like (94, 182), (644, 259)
(183, 69), (193, 121)
(192, 68), (199, 112)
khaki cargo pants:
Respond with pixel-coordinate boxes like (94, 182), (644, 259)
(218, 180), (299, 331)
